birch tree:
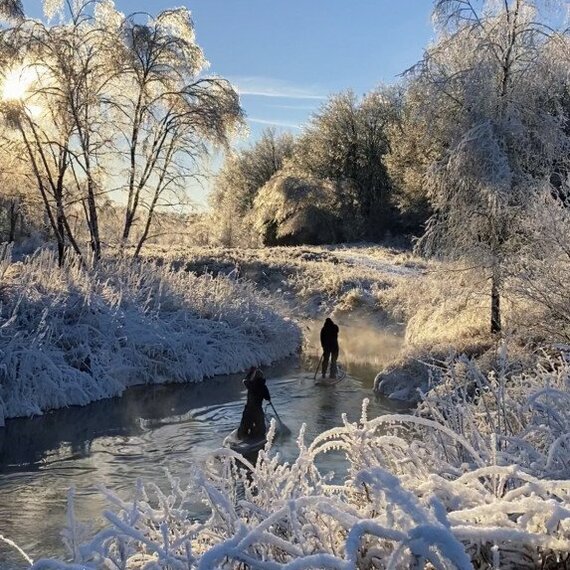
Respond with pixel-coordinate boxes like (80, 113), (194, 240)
(0, 0), (242, 261)
(0, 41), (81, 264)
(417, 0), (570, 333)
(113, 9), (242, 253)
(0, 1), (121, 263)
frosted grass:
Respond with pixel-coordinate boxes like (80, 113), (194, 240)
(18, 351), (570, 569)
(0, 246), (300, 424)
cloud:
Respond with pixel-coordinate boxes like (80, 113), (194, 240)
(266, 103), (321, 111)
(248, 117), (302, 130)
(229, 76), (326, 100)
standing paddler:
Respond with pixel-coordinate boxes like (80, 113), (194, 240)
(320, 318), (339, 379)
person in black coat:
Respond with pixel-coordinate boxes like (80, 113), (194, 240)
(320, 317), (339, 379)
(238, 367), (271, 439)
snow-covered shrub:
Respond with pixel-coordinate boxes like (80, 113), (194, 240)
(20, 352), (570, 569)
(418, 347), (570, 479)
(375, 261), (491, 351)
(253, 169), (345, 246)
(509, 188), (570, 343)
(0, 247), (300, 422)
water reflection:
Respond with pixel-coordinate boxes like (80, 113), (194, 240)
(0, 360), (305, 475)
(0, 356), (408, 568)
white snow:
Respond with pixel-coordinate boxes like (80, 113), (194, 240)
(15, 352), (570, 568)
(0, 246), (301, 423)
(333, 251), (422, 277)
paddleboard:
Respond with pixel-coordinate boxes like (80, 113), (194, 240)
(223, 428), (267, 454)
(314, 366), (347, 386)
(224, 413), (282, 454)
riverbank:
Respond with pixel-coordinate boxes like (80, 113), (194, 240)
(142, 242), (420, 355)
(15, 352), (570, 570)
(0, 356), (404, 568)
(0, 247), (300, 424)
(142, 242), (422, 319)
(0, 241), (422, 424)
(139, 243), (499, 402)
(3, 240), (544, 420)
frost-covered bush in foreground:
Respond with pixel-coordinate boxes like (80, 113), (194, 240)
(0, 247), (300, 423)
(22, 351), (570, 569)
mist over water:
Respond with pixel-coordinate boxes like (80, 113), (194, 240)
(304, 312), (404, 372)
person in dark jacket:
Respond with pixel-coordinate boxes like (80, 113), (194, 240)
(320, 318), (339, 379)
(238, 367), (271, 439)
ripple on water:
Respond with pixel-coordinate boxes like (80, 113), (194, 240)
(0, 356), (409, 568)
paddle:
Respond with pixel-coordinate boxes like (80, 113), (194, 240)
(313, 355), (323, 380)
(268, 401), (292, 437)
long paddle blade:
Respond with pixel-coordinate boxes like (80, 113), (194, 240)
(313, 355), (323, 380)
(269, 402), (292, 436)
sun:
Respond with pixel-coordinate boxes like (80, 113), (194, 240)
(2, 66), (35, 101)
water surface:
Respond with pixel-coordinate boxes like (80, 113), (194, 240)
(0, 357), (407, 568)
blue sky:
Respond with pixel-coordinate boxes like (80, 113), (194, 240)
(23, 0), (435, 205)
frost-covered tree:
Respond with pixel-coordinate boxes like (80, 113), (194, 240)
(0, 50), (80, 263)
(211, 90), (414, 247)
(514, 180), (570, 341)
(293, 89), (396, 240)
(0, 1), (128, 263)
(384, 82), (434, 234)
(210, 128), (295, 246)
(113, 9), (242, 255)
(417, 0), (570, 333)
(0, 0), (23, 22)
(0, 138), (42, 242)
(253, 168), (345, 245)
(0, 0), (242, 262)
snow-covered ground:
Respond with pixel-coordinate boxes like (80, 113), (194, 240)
(1, 242), (421, 422)
(333, 248), (422, 277)
(1, 241), (527, 416)
(142, 242), (424, 323)
(0, 246), (300, 424)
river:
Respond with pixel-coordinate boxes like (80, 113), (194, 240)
(0, 356), (408, 568)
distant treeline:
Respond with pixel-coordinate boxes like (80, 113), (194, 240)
(209, 89), (429, 247)
(3, 0), (570, 338)
(209, 0), (570, 254)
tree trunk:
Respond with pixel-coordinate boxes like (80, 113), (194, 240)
(122, 210), (134, 243)
(8, 201), (17, 242)
(134, 199), (159, 259)
(56, 210), (65, 267)
(86, 178), (101, 262)
(491, 267), (502, 334)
